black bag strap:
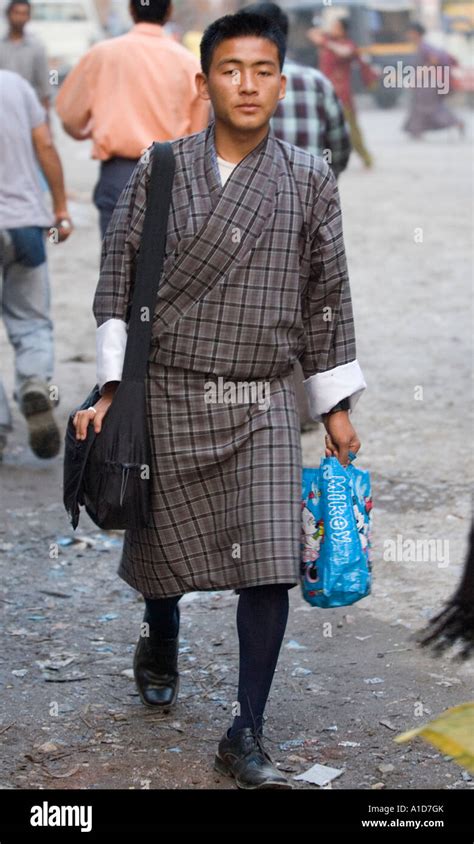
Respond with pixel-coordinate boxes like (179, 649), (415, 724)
(121, 142), (175, 381)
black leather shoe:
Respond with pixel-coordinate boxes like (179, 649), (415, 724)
(133, 629), (179, 710)
(214, 727), (293, 789)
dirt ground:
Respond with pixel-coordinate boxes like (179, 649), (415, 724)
(0, 100), (473, 791)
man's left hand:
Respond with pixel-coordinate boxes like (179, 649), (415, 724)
(323, 410), (361, 467)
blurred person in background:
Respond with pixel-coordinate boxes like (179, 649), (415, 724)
(0, 0), (51, 109)
(244, 2), (351, 179)
(0, 70), (72, 462)
(243, 2), (352, 433)
(55, 0), (210, 238)
(308, 17), (375, 168)
(403, 22), (464, 140)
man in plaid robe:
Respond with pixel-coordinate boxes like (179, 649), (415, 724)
(74, 9), (366, 789)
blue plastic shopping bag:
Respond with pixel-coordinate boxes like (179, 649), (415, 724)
(300, 456), (373, 608)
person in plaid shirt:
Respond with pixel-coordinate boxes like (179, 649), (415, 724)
(76, 10), (366, 790)
(244, 2), (351, 179)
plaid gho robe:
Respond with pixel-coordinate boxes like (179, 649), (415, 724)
(92, 121), (366, 598)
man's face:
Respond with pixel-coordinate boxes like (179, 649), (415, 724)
(7, 2), (30, 34)
(406, 28), (421, 44)
(330, 20), (345, 39)
(197, 36), (286, 134)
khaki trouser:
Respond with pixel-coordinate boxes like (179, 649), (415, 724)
(343, 106), (373, 167)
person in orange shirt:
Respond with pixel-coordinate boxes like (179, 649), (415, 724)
(56, 0), (210, 236)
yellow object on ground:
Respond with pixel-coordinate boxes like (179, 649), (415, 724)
(395, 703), (474, 773)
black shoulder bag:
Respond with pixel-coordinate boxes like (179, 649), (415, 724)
(63, 142), (175, 530)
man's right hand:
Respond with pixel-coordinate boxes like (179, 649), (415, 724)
(50, 215), (73, 243)
(307, 27), (325, 46)
(73, 382), (118, 440)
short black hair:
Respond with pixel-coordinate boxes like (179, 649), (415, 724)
(130, 0), (171, 25)
(338, 17), (350, 35)
(200, 11), (286, 76)
(6, 0), (31, 12)
(242, 2), (289, 39)
(407, 21), (426, 36)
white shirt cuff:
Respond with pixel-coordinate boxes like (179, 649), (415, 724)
(96, 318), (128, 392)
(303, 359), (367, 421)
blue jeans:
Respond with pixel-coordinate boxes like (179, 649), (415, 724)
(93, 156), (139, 239)
(0, 229), (53, 431)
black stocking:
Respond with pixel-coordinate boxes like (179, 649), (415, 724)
(230, 583), (290, 737)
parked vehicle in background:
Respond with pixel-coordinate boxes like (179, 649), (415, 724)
(288, 0), (417, 109)
(439, 0), (474, 105)
(28, 0), (104, 82)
